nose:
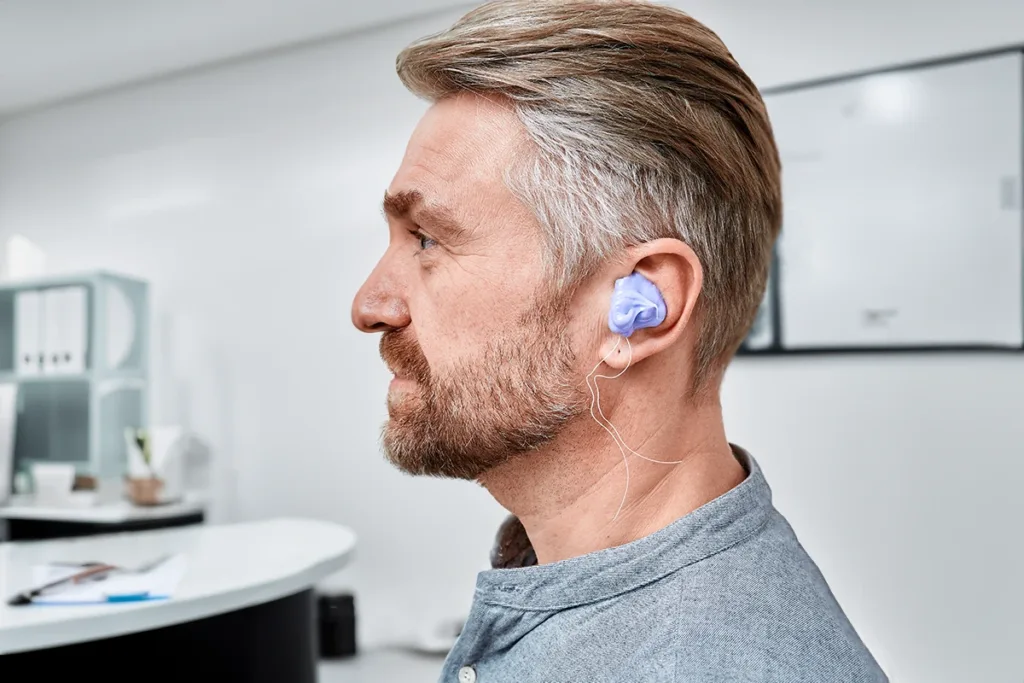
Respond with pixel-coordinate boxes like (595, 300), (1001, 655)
(351, 263), (411, 333)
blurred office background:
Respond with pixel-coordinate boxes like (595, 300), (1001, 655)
(1, 1), (1022, 681)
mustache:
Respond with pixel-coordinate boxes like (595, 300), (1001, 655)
(380, 330), (431, 383)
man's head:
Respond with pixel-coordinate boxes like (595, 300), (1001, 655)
(352, 0), (781, 479)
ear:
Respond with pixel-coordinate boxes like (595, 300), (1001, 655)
(599, 238), (704, 369)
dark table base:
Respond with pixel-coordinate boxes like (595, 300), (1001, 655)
(0, 589), (318, 683)
(3, 511), (205, 542)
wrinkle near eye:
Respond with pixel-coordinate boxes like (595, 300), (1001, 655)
(449, 253), (510, 290)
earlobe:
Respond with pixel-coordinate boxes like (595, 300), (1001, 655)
(599, 335), (630, 370)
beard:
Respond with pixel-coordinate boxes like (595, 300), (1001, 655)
(379, 295), (587, 480)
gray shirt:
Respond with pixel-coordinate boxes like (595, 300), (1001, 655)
(440, 448), (888, 682)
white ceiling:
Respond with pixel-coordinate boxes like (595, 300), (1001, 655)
(0, 0), (469, 117)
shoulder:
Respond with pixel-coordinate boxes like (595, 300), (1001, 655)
(668, 511), (888, 683)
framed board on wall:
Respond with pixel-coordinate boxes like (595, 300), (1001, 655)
(740, 48), (1024, 355)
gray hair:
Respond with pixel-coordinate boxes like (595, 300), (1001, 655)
(397, 0), (782, 392)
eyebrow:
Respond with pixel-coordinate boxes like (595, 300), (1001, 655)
(382, 190), (467, 243)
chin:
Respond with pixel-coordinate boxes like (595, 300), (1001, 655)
(380, 422), (491, 481)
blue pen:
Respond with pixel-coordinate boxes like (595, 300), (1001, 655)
(106, 592), (151, 603)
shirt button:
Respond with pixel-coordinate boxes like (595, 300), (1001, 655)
(458, 665), (477, 683)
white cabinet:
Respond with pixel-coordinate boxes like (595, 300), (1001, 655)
(0, 272), (149, 480)
(766, 51), (1023, 350)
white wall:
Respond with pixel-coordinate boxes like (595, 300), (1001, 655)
(1, 1), (1023, 680)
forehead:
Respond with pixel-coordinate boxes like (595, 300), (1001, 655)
(389, 94), (527, 218)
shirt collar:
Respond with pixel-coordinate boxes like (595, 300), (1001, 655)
(476, 445), (772, 611)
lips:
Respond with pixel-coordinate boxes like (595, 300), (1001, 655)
(387, 369), (419, 384)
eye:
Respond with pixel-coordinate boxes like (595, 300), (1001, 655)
(412, 230), (437, 251)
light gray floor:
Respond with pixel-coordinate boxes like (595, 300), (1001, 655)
(320, 649), (445, 683)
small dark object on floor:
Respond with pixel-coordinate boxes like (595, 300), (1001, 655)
(319, 593), (357, 658)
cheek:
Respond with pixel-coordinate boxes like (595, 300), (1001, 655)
(409, 227), (549, 362)
(412, 277), (535, 365)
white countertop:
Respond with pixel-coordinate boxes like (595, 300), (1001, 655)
(0, 517), (356, 654)
(0, 492), (207, 523)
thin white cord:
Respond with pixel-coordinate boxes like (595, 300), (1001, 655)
(586, 338), (630, 521)
(586, 336), (689, 521)
(595, 338), (688, 465)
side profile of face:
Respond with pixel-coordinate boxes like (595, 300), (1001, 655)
(351, 94), (593, 479)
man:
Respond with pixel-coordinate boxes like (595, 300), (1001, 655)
(352, 1), (887, 681)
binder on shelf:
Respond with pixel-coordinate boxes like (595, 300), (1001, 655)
(42, 288), (64, 375)
(63, 287), (87, 374)
(42, 286), (88, 375)
(14, 291), (42, 376)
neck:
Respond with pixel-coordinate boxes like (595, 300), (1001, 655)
(479, 386), (745, 565)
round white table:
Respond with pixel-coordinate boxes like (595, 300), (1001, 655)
(0, 518), (356, 681)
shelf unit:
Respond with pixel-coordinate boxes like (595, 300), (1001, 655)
(0, 271), (149, 483)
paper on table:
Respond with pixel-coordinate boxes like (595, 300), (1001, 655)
(29, 554), (187, 605)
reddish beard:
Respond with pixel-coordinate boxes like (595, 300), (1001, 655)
(378, 301), (586, 480)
